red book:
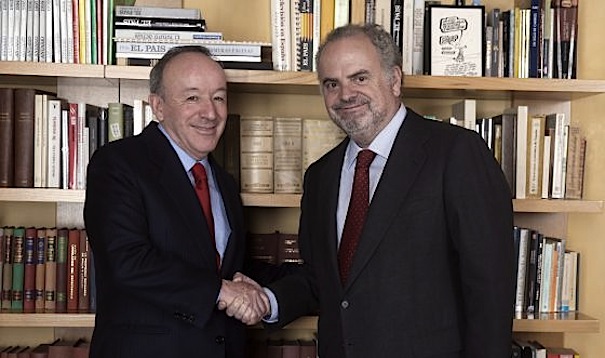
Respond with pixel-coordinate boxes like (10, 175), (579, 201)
(78, 229), (90, 312)
(67, 228), (80, 312)
(23, 227), (37, 313)
(0, 88), (14, 187)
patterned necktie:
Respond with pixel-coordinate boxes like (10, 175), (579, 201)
(191, 162), (219, 268)
(338, 149), (376, 285)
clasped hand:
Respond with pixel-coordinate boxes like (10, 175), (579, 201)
(217, 272), (269, 325)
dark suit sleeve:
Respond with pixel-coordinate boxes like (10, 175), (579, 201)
(444, 130), (516, 357)
(84, 143), (222, 329)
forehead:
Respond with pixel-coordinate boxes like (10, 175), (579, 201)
(164, 52), (226, 83)
(319, 34), (380, 75)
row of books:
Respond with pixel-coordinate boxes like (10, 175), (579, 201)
(513, 226), (579, 315)
(512, 339), (580, 357)
(0, 0), (118, 63)
(449, 100), (586, 200)
(0, 339), (90, 358)
(0, 88), (154, 189)
(0, 226), (95, 313)
(248, 339), (316, 358)
(224, 116), (346, 194)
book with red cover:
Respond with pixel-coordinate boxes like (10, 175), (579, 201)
(0, 88), (15, 187)
(13, 88), (37, 187)
(44, 228), (57, 312)
(67, 228), (80, 312)
(55, 228), (69, 313)
(277, 233), (303, 264)
(48, 339), (76, 358)
(34, 228), (47, 312)
(298, 340), (317, 358)
(23, 227), (37, 312)
(29, 339), (59, 358)
(78, 229), (90, 312)
(246, 232), (279, 264)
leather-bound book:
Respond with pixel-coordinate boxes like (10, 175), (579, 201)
(13, 88), (37, 187)
(55, 228), (69, 313)
(0, 88), (14, 187)
(34, 228), (47, 312)
(23, 227), (37, 312)
(44, 228), (57, 312)
(66, 228), (80, 312)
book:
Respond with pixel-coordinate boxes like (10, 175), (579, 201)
(504, 105), (529, 199)
(273, 117), (302, 194)
(43, 228), (57, 312)
(34, 228), (46, 312)
(77, 229), (90, 312)
(552, 0), (578, 79)
(0, 88), (14, 187)
(246, 232), (279, 265)
(545, 112), (570, 199)
(270, 0), (292, 71)
(564, 126), (586, 199)
(55, 228), (68, 313)
(302, 118), (346, 173)
(13, 88), (38, 188)
(1, 226), (14, 310)
(114, 40), (266, 58)
(240, 116), (274, 193)
(114, 5), (202, 19)
(107, 102), (126, 142)
(22, 227), (36, 313)
(114, 17), (206, 31)
(47, 98), (67, 188)
(10, 227), (25, 311)
(114, 28), (222, 42)
(514, 227), (530, 313)
(526, 114), (546, 199)
(277, 233), (303, 264)
(66, 228), (80, 312)
(451, 99), (477, 131)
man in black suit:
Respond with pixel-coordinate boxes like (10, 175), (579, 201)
(84, 46), (269, 358)
(230, 24), (515, 357)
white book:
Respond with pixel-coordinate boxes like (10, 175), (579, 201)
(302, 118), (346, 172)
(412, 0), (425, 75)
(506, 105), (528, 199)
(546, 113), (569, 198)
(114, 29), (223, 42)
(12, 0), (21, 61)
(65, 0), (73, 63)
(374, 0), (391, 33)
(61, 108), (69, 189)
(101, 0), (109, 64)
(289, 0), (300, 71)
(538, 239), (554, 313)
(240, 116), (274, 194)
(59, 0), (68, 62)
(514, 227), (530, 313)
(52, 0), (61, 62)
(568, 251), (578, 311)
(47, 99), (63, 188)
(451, 99), (476, 131)
(270, 0), (291, 71)
(18, 0), (28, 61)
(402, 0), (414, 75)
(25, 0), (34, 61)
(312, 0), (320, 72)
(541, 135), (552, 199)
(32, 0), (39, 61)
(526, 115), (545, 199)
(334, 0), (349, 27)
(114, 5), (201, 19)
(1, 0), (8, 60)
(6, 0), (15, 61)
(132, 99), (148, 136)
(84, 0), (91, 63)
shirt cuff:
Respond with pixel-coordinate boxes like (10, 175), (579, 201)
(262, 287), (279, 323)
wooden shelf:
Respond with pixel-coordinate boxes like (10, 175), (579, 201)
(0, 189), (602, 212)
(0, 313), (597, 332)
(0, 62), (105, 78)
(4, 62), (605, 98)
(0, 313), (95, 328)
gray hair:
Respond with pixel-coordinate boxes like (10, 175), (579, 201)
(149, 45), (214, 95)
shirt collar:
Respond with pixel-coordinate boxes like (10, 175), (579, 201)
(158, 123), (209, 172)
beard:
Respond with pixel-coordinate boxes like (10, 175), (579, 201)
(329, 95), (388, 146)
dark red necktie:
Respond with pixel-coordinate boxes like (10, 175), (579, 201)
(191, 162), (220, 268)
(338, 149), (376, 285)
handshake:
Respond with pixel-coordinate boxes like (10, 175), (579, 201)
(217, 272), (270, 326)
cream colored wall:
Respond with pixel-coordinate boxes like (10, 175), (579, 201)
(567, 1), (605, 354)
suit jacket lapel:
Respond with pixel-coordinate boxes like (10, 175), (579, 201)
(143, 123), (219, 266)
(345, 110), (430, 289)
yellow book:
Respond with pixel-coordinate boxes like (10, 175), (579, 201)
(320, 0), (335, 42)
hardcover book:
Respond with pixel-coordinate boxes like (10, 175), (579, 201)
(0, 88), (14, 187)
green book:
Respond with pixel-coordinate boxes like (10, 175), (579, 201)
(55, 228), (69, 313)
(11, 227), (25, 311)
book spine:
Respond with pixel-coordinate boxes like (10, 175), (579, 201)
(114, 5), (201, 19)
(13, 89), (36, 188)
(240, 116), (274, 193)
(67, 228), (80, 312)
(78, 229), (89, 312)
(270, 0), (291, 71)
(55, 228), (68, 313)
(11, 227), (25, 311)
(302, 118), (345, 173)
(114, 28), (223, 41)
(23, 228), (37, 312)
(114, 41), (262, 57)
(1, 227), (14, 310)
(0, 88), (15, 187)
(47, 99), (63, 188)
(44, 228), (57, 311)
(273, 117), (302, 194)
(34, 228), (46, 312)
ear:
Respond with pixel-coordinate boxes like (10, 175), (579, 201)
(148, 93), (164, 122)
(391, 66), (403, 98)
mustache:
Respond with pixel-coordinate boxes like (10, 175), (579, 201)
(331, 97), (369, 111)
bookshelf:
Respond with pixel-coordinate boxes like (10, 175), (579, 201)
(1, 0), (604, 355)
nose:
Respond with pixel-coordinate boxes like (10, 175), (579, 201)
(197, 98), (217, 120)
(338, 82), (355, 102)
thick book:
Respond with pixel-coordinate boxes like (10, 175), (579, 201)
(11, 226), (25, 311)
(240, 116), (274, 193)
(277, 233), (303, 264)
(552, 0), (578, 79)
(564, 126), (586, 199)
(0, 88), (14, 187)
(13, 88), (37, 188)
(23, 227), (36, 313)
(114, 5), (202, 19)
(1, 226), (14, 310)
(246, 232), (279, 264)
(273, 117), (302, 194)
(302, 118), (346, 173)
(77, 229), (90, 312)
(66, 228), (80, 312)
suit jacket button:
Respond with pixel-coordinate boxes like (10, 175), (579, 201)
(341, 300), (349, 309)
(215, 336), (225, 344)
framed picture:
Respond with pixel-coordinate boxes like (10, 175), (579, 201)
(424, 5), (485, 77)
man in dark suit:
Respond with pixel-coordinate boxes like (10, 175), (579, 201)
(243, 24), (515, 357)
(84, 46), (269, 358)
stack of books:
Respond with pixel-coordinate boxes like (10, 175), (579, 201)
(114, 5), (272, 69)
